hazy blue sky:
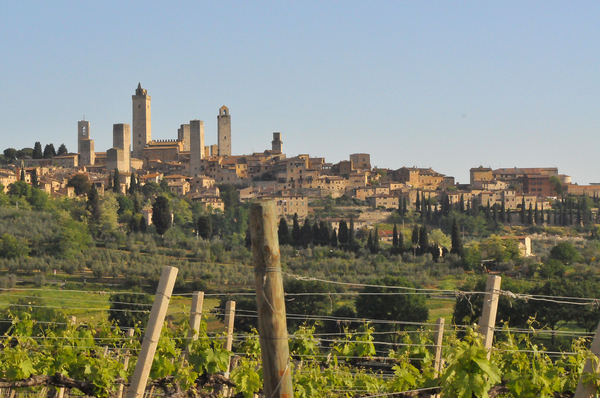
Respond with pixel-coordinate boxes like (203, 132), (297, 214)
(1, 1), (599, 184)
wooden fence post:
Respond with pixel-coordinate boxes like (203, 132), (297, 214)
(184, 291), (204, 361)
(117, 328), (135, 398)
(433, 317), (445, 377)
(126, 266), (178, 398)
(250, 201), (293, 398)
(478, 275), (501, 359)
(574, 322), (600, 397)
(224, 300), (236, 353)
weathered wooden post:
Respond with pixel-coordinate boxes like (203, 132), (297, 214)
(126, 266), (178, 398)
(117, 328), (136, 398)
(184, 291), (204, 361)
(224, 300), (236, 353)
(574, 322), (600, 397)
(250, 201), (293, 398)
(478, 275), (501, 359)
(433, 317), (445, 377)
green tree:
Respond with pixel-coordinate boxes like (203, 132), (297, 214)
(451, 218), (463, 256)
(291, 213), (301, 246)
(30, 168), (39, 188)
(278, 217), (291, 246)
(348, 217), (356, 250)
(33, 142), (43, 159)
(550, 175), (563, 196)
(57, 143), (68, 155)
(338, 220), (349, 246)
(152, 196), (171, 235)
(392, 223), (399, 248)
(300, 218), (312, 248)
(550, 241), (582, 265)
(3, 148), (17, 162)
(330, 228), (338, 247)
(113, 169), (121, 194)
(86, 185), (101, 227)
(0, 233), (30, 259)
(42, 144), (56, 159)
(108, 293), (153, 328)
(197, 215), (213, 239)
(284, 279), (335, 330)
(67, 173), (91, 196)
(99, 192), (120, 234)
(355, 276), (429, 333)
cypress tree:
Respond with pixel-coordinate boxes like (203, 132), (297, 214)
(113, 169), (120, 194)
(278, 217), (291, 246)
(534, 205), (539, 225)
(31, 168), (39, 188)
(57, 143), (68, 156)
(367, 231), (374, 253)
(528, 203), (533, 225)
(301, 219), (312, 248)
(86, 185), (101, 224)
(372, 227), (380, 253)
(107, 172), (113, 190)
(338, 220), (349, 246)
(33, 142), (43, 159)
(500, 201), (506, 223)
(485, 200), (491, 220)
(451, 218), (462, 256)
(397, 225), (404, 251)
(330, 228), (338, 248)
(319, 221), (330, 246)
(392, 224), (399, 248)
(128, 172), (137, 195)
(197, 215), (213, 239)
(426, 201), (432, 224)
(459, 194), (465, 213)
(402, 197), (408, 216)
(20, 167), (25, 182)
(140, 216), (147, 233)
(411, 224), (420, 247)
(507, 208), (512, 224)
(520, 197), (526, 224)
(292, 213), (301, 246)
(348, 217), (356, 250)
(43, 144), (56, 159)
(152, 196), (171, 236)
(312, 221), (320, 245)
(492, 204), (497, 222)
(415, 192), (421, 214)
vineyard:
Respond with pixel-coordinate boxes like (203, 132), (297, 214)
(2, 269), (600, 397)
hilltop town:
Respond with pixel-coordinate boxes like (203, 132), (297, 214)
(0, 83), (598, 226)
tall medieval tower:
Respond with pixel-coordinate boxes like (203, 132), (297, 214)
(217, 106), (231, 156)
(77, 120), (90, 154)
(189, 120), (205, 177)
(77, 120), (95, 166)
(132, 83), (151, 159)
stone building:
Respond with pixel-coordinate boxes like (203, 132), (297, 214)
(132, 83), (151, 159)
(106, 123), (131, 173)
(189, 120), (205, 177)
(217, 106), (231, 156)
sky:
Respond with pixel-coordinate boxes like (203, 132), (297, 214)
(1, 1), (599, 185)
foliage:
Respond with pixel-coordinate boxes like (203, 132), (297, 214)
(107, 293), (153, 328)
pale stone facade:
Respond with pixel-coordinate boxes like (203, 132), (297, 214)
(106, 123), (131, 173)
(177, 124), (190, 152)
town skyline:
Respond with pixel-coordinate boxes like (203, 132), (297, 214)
(2, 2), (600, 184)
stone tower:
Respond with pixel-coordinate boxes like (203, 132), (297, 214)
(107, 123), (131, 173)
(178, 124), (190, 152)
(217, 105), (231, 156)
(272, 132), (283, 153)
(189, 120), (204, 177)
(132, 83), (151, 159)
(77, 120), (90, 154)
(77, 120), (95, 166)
